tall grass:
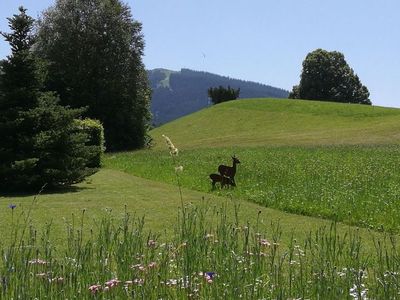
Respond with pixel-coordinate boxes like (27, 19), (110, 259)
(104, 144), (400, 232)
(1, 200), (400, 299)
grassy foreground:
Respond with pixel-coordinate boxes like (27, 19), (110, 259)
(1, 191), (399, 299)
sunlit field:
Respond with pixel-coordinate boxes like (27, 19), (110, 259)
(105, 144), (400, 232)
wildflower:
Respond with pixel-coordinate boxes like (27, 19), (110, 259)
(148, 262), (157, 269)
(131, 264), (146, 271)
(204, 233), (214, 240)
(259, 239), (271, 247)
(29, 259), (48, 265)
(147, 239), (157, 247)
(53, 277), (64, 284)
(204, 272), (216, 283)
(8, 204), (16, 210)
(175, 165), (183, 172)
(105, 278), (121, 288)
(162, 134), (179, 156)
(166, 278), (178, 286)
(133, 278), (144, 285)
(89, 284), (102, 294)
(349, 284), (368, 299)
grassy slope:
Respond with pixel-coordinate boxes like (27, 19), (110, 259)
(149, 98), (400, 149)
(104, 98), (400, 231)
(0, 169), (382, 251)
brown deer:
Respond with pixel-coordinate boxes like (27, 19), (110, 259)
(209, 173), (236, 189)
(218, 156), (240, 184)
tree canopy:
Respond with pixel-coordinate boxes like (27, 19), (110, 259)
(0, 7), (97, 191)
(35, 0), (151, 151)
(208, 85), (240, 105)
(289, 49), (371, 105)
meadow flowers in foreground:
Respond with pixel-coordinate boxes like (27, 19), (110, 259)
(1, 201), (400, 299)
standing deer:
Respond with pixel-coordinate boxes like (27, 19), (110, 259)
(209, 173), (236, 189)
(218, 155), (240, 184)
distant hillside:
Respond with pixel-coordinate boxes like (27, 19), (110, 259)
(150, 98), (400, 150)
(148, 68), (288, 125)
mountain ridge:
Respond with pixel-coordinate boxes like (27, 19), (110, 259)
(148, 68), (289, 125)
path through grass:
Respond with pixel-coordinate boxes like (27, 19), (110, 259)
(0, 169), (386, 252)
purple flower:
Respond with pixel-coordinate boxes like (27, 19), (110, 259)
(204, 272), (216, 284)
(205, 272), (215, 279)
(8, 204), (16, 210)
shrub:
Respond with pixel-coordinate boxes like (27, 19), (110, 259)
(75, 118), (105, 168)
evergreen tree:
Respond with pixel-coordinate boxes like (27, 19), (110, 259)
(35, 0), (151, 151)
(0, 7), (97, 192)
(208, 85), (240, 105)
(290, 49), (371, 105)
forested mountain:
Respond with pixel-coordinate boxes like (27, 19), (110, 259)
(148, 68), (288, 125)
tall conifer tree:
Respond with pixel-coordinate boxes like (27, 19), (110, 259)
(0, 7), (97, 191)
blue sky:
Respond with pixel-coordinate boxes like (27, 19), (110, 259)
(1, 0), (399, 108)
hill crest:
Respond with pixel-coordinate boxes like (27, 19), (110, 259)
(150, 98), (400, 150)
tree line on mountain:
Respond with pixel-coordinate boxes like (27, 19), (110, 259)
(0, 1), (149, 192)
(148, 68), (289, 125)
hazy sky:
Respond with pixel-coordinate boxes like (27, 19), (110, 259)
(1, 0), (399, 108)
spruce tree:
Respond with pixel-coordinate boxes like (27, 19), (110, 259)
(0, 7), (97, 192)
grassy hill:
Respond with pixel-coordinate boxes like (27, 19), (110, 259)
(106, 98), (400, 231)
(149, 98), (400, 149)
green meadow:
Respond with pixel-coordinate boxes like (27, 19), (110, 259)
(2, 98), (400, 298)
(105, 98), (400, 231)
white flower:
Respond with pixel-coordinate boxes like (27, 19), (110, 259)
(175, 165), (183, 172)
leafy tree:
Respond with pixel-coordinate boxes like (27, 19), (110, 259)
(0, 7), (97, 192)
(290, 49), (371, 105)
(208, 85), (240, 105)
(35, 0), (151, 151)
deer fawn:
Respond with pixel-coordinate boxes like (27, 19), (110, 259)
(209, 173), (236, 188)
(218, 155), (240, 184)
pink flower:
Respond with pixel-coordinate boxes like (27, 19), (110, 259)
(259, 239), (271, 247)
(88, 284), (102, 294)
(131, 263), (146, 271)
(147, 239), (157, 247)
(105, 278), (121, 288)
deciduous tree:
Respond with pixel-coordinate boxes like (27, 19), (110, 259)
(35, 0), (151, 151)
(290, 49), (371, 105)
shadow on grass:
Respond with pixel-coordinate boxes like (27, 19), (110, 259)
(0, 185), (93, 198)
